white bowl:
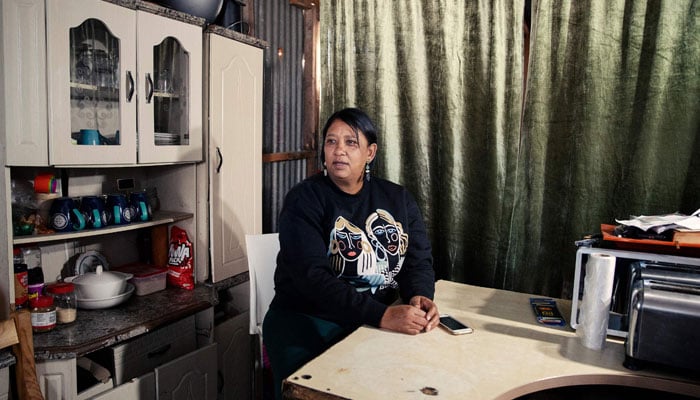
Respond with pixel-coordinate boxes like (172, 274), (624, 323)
(72, 265), (133, 299)
(77, 283), (134, 309)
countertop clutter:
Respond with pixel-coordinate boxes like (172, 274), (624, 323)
(32, 285), (216, 360)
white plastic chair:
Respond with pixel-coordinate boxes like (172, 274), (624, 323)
(246, 233), (280, 398)
(246, 233), (280, 336)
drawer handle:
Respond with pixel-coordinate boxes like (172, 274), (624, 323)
(147, 344), (171, 359)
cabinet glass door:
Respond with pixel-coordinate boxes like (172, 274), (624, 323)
(69, 19), (122, 146)
(152, 38), (190, 146)
(136, 10), (202, 164)
(47, 0), (137, 165)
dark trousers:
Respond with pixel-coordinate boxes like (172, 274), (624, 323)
(262, 308), (356, 400)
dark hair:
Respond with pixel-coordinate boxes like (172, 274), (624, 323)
(320, 108), (378, 164)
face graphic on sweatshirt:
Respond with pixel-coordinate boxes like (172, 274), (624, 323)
(328, 210), (407, 292)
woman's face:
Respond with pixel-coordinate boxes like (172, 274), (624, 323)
(323, 120), (376, 194)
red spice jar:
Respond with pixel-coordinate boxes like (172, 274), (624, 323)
(29, 295), (57, 333)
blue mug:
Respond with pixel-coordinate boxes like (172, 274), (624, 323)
(106, 193), (133, 225)
(129, 190), (151, 222)
(80, 195), (107, 229)
(49, 197), (86, 232)
(79, 129), (100, 145)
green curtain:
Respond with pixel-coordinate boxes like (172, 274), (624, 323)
(320, 0), (700, 298)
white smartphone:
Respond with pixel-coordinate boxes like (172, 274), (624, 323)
(439, 314), (473, 335)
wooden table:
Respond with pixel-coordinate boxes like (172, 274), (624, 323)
(283, 280), (700, 399)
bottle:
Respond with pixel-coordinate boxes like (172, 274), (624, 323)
(29, 295), (56, 333)
(27, 263), (45, 303)
(22, 246), (42, 269)
(13, 250), (29, 309)
(46, 282), (77, 324)
(13, 247), (24, 265)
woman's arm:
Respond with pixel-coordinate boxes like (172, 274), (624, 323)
(394, 189), (436, 302)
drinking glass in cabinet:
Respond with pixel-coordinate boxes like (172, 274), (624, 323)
(153, 38), (189, 146)
(69, 19), (121, 147)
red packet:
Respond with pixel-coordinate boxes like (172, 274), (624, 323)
(167, 225), (194, 290)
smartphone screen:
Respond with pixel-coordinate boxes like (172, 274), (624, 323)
(439, 314), (473, 334)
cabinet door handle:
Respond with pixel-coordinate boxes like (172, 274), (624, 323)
(147, 344), (171, 359)
(146, 72), (154, 104)
(216, 147), (223, 173)
(126, 71), (135, 102)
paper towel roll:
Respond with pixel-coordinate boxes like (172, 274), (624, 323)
(577, 253), (616, 350)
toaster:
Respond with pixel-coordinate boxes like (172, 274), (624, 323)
(624, 263), (700, 371)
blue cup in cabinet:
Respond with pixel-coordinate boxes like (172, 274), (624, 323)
(106, 194), (133, 225)
(80, 195), (107, 229)
(49, 197), (86, 232)
(129, 190), (151, 222)
(78, 129), (101, 145)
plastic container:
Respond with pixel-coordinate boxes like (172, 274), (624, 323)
(113, 263), (168, 296)
(30, 295), (56, 333)
(22, 246), (42, 269)
(46, 282), (77, 324)
(27, 283), (45, 302)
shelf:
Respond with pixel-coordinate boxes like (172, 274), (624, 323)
(153, 91), (181, 99)
(70, 81), (119, 92)
(12, 210), (192, 245)
(70, 81), (119, 102)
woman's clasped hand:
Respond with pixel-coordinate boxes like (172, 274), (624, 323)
(380, 295), (440, 334)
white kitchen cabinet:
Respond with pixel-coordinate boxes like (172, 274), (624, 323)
(91, 372), (155, 400)
(0, 0), (49, 166)
(155, 343), (217, 400)
(45, 0), (203, 166)
(205, 31), (263, 282)
(36, 358), (77, 400)
(214, 312), (251, 400)
(135, 11), (203, 164)
(35, 309), (214, 400)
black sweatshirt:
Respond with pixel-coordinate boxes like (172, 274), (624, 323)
(269, 173), (435, 328)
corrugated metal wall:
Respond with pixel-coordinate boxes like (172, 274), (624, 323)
(255, 0), (310, 233)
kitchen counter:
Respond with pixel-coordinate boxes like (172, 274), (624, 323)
(283, 280), (700, 399)
(33, 285), (216, 360)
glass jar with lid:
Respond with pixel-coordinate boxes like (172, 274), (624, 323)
(46, 282), (77, 324)
(30, 296), (56, 333)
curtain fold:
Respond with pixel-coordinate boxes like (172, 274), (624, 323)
(320, 0), (699, 298)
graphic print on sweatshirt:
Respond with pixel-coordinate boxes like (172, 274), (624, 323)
(328, 209), (408, 293)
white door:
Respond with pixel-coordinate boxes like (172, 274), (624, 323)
(35, 358), (77, 400)
(136, 11), (203, 164)
(214, 312), (251, 400)
(46, 0), (137, 165)
(155, 343), (218, 400)
(208, 34), (263, 282)
(2, 0), (49, 166)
